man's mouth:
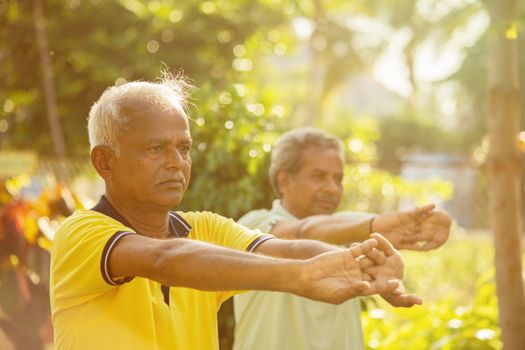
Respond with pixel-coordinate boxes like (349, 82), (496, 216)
(158, 178), (185, 186)
(317, 197), (339, 207)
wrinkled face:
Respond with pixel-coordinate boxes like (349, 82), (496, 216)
(279, 147), (344, 218)
(108, 104), (192, 208)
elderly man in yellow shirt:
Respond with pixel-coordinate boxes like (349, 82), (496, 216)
(234, 128), (451, 350)
(50, 74), (421, 350)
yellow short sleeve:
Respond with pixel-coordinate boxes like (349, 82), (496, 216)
(50, 210), (135, 314)
(178, 211), (273, 251)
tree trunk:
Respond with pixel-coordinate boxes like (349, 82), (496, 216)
(485, 0), (525, 349)
(33, 0), (66, 158)
(302, 0), (327, 126)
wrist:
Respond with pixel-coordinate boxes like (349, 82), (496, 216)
(271, 259), (305, 294)
(369, 216), (376, 234)
(292, 258), (319, 297)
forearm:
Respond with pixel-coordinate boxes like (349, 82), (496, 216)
(150, 238), (302, 292)
(254, 237), (341, 259)
(111, 233), (391, 305)
(275, 215), (372, 245)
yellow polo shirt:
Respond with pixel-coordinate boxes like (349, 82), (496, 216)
(51, 202), (271, 350)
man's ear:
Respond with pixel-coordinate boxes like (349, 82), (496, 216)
(276, 171), (291, 196)
(91, 145), (116, 181)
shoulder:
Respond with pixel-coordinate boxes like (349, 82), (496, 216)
(53, 209), (132, 247)
(237, 209), (280, 231)
(174, 211), (240, 235)
(57, 209), (122, 233)
(174, 210), (224, 226)
(239, 209), (271, 221)
(174, 211), (265, 247)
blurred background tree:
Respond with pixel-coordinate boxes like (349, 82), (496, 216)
(1, 0), (524, 349)
(484, 0), (525, 348)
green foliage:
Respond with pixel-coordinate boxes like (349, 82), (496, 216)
(342, 164), (453, 214)
(0, 1), (522, 348)
(447, 1), (525, 145)
(0, 0), (504, 221)
(334, 116), (454, 214)
(363, 233), (502, 350)
(0, 0), (295, 218)
(376, 111), (470, 167)
(178, 82), (287, 219)
(2, 0), (520, 163)
(0, 0), (285, 155)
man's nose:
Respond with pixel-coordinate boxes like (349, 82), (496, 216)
(164, 146), (184, 168)
(324, 179), (341, 194)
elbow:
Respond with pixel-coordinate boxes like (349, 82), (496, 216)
(296, 215), (331, 241)
(150, 241), (171, 283)
(297, 220), (317, 240)
(150, 240), (188, 285)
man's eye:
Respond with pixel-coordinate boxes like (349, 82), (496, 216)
(150, 146), (163, 152)
(179, 145), (191, 154)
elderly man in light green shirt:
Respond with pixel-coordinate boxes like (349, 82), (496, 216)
(233, 128), (452, 350)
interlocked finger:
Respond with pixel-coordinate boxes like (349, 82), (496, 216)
(370, 233), (396, 257)
(358, 257), (375, 269)
(364, 248), (386, 265)
(348, 238), (377, 257)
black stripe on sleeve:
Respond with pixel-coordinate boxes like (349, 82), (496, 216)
(246, 235), (275, 253)
(168, 212), (192, 237)
(100, 231), (135, 286)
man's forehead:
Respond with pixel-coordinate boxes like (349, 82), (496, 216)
(120, 96), (187, 119)
(299, 147), (343, 164)
(119, 100), (191, 140)
(146, 134), (192, 143)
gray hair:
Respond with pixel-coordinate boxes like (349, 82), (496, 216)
(87, 71), (192, 156)
(269, 127), (345, 197)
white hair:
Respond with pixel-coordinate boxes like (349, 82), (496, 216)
(87, 71), (192, 156)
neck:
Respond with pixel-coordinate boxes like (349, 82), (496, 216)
(105, 191), (171, 239)
(280, 199), (307, 219)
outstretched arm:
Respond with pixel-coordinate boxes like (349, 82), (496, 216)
(270, 215), (372, 244)
(109, 234), (396, 304)
(268, 204), (451, 251)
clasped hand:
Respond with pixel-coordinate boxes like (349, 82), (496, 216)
(360, 233), (422, 307)
(374, 204), (452, 251)
(297, 233), (421, 307)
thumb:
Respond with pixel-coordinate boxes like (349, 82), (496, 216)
(369, 279), (400, 295)
(334, 281), (372, 302)
(389, 294), (423, 307)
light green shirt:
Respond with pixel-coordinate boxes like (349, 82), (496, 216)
(233, 200), (368, 350)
